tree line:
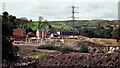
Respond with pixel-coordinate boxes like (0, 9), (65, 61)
(78, 27), (120, 42)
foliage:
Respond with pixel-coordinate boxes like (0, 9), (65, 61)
(79, 44), (89, 53)
(16, 17), (29, 29)
(49, 27), (60, 33)
(103, 29), (112, 38)
(9, 15), (18, 29)
(38, 45), (75, 53)
(79, 28), (112, 38)
(29, 22), (39, 31)
(27, 21), (73, 32)
(59, 46), (73, 53)
(112, 27), (120, 42)
(2, 11), (19, 62)
(2, 20), (13, 36)
(79, 28), (95, 38)
(27, 21), (50, 31)
(94, 28), (104, 38)
(2, 12), (17, 36)
(2, 37), (19, 62)
(38, 21), (49, 29)
(38, 45), (56, 50)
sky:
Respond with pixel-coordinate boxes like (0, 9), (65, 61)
(0, 0), (120, 21)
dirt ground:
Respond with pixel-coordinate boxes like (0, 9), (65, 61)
(3, 45), (120, 68)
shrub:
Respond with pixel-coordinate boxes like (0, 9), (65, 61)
(38, 45), (55, 50)
(38, 45), (75, 53)
(2, 37), (19, 62)
(79, 44), (89, 53)
(59, 46), (73, 53)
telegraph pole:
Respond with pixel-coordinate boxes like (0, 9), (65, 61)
(70, 5), (78, 28)
(38, 16), (43, 45)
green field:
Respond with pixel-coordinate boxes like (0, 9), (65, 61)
(51, 24), (74, 30)
(29, 22), (74, 31)
(23, 20), (120, 31)
(25, 53), (49, 59)
(29, 22), (39, 31)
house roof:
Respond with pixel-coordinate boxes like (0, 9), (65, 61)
(27, 32), (35, 36)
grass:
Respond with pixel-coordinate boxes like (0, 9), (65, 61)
(100, 40), (120, 46)
(28, 22), (74, 31)
(51, 24), (74, 30)
(25, 53), (48, 59)
(64, 39), (85, 46)
(29, 22), (39, 31)
(93, 39), (120, 46)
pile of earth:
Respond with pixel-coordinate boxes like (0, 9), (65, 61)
(3, 53), (119, 68)
(2, 45), (120, 68)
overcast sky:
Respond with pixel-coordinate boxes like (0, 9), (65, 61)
(0, 0), (120, 21)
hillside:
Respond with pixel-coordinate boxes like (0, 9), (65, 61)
(29, 22), (74, 31)
(48, 20), (120, 27)
(27, 20), (120, 31)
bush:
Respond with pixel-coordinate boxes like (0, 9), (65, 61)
(38, 45), (55, 50)
(79, 44), (89, 53)
(59, 46), (73, 53)
(38, 45), (76, 53)
(2, 37), (19, 62)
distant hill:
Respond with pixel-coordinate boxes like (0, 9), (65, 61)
(29, 20), (120, 31)
(48, 20), (120, 27)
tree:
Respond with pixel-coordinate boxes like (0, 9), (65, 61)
(37, 17), (50, 29)
(2, 37), (18, 62)
(79, 28), (95, 38)
(38, 16), (43, 29)
(2, 11), (18, 62)
(103, 29), (112, 38)
(9, 15), (17, 29)
(2, 12), (13, 36)
(39, 21), (49, 29)
(16, 17), (29, 29)
(112, 27), (120, 42)
(94, 28), (104, 38)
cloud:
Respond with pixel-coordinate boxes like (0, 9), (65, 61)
(2, 0), (120, 2)
(0, 1), (118, 21)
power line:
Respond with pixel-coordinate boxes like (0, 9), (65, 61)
(70, 5), (78, 27)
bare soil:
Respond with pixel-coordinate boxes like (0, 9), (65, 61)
(2, 45), (120, 68)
